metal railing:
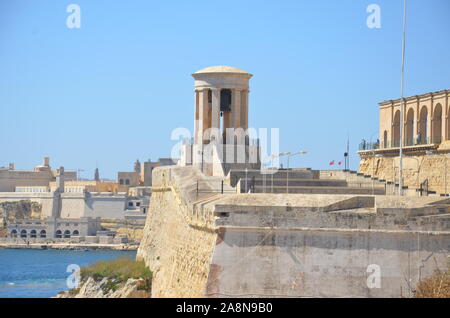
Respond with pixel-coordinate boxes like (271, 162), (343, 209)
(359, 141), (380, 151)
(360, 136), (442, 150)
(195, 180), (236, 196)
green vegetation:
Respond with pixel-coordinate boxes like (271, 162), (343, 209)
(80, 256), (152, 294)
(416, 266), (450, 298)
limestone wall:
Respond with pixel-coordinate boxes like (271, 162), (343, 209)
(60, 193), (127, 219)
(0, 170), (54, 192)
(136, 166), (450, 298)
(136, 166), (218, 297)
(0, 192), (56, 219)
(207, 228), (450, 298)
(359, 154), (450, 194)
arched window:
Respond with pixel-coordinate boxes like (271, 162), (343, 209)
(433, 104), (442, 144)
(419, 106), (428, 144)
(40, 230), (46, 238)
(20, 230), (27, 238)
(72, 230), (79, 236)
(10, 230), (17, 238)
(125, 179), (130, 185)
(64, 230), (71, 238)
(392, 110), (400, 147)
(30, 230), (37, 238)
(119, 179), (124, 185)
(405, 108), (414, 146)
(55, 230), (62, 238)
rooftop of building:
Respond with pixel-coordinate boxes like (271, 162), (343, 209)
(193, 65), (252, 77)
(379, 89), (449, 106)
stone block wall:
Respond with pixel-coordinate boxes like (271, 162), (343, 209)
(137, 166), (218, 297)
(359, 154), (450, 194)
(207, 228), (450, 298)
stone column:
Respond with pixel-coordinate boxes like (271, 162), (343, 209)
(428, 100), (433, 143)
(243, 89), (249, 130)
(194, 90), (200, 144)
(446, 90), (449, 140)
(232, 89), (242, 128)
(201, 89), (209, 143)
(415, 98), (419, 136)
(442, 102), (446, 143)
(211, 88), (220, 141)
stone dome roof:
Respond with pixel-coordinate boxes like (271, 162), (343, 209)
(193, 66), (251, 76)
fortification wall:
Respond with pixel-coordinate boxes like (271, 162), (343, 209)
(207, 228), (449, 298)
(137, 166), (218, 297)
(85, 193), (126, 219)
(136, 166), (450, 298)
(359, 154), (450, 194)
(59, 193), (126, 219)
(0, 192), (56, 219)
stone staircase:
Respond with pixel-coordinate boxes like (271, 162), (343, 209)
(228, 169), (386, 195)
(319, 170), (441, 197)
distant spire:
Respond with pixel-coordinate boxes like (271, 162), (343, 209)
(94, 168), (100, 181)
(134, 159), (141, 173)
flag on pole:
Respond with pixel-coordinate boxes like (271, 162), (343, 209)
(329, 160), (335, 166)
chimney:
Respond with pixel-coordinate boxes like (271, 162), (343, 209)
(8, 163), (14, 170)
(43, 157), (50, 167)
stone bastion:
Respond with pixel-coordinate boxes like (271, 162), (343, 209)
(137, 166), (450, 298)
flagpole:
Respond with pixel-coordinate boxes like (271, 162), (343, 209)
(347, 134), (350, 171)
(399, 0), (407, 196)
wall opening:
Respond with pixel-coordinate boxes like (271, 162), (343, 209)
(392, 110), (400, 147)
(419, 106), (428, 144)
(433, 103), (442, 144)
(405, 108), (414, 146)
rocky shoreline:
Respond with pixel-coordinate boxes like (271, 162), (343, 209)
(55, 276), (151, 298)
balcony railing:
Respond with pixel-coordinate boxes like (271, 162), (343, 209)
(359, 136), (442, 151)
(359, 141), (379, 151)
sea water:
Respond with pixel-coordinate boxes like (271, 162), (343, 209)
(0, 249), (136, 298)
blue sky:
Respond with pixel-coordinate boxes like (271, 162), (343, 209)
(1, 0), (449, 179)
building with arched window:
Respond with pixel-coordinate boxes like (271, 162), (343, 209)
(377, 90), (449, 150)
(359, 89), (450, 195)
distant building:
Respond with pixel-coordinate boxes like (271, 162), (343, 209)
(0, 157), (76, 192)
(0, 158), (152, 240)
(118, 158), (176, 187)
(358, 89), (450, 195)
